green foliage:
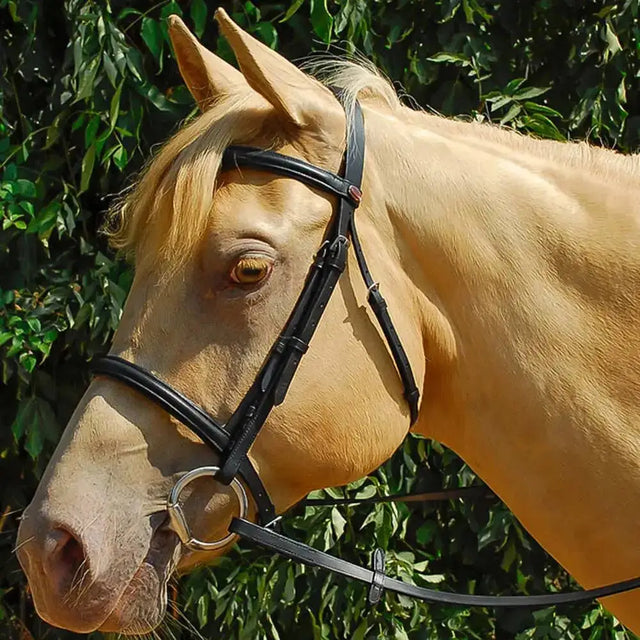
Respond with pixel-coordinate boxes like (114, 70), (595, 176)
(1, 0), (638, 638)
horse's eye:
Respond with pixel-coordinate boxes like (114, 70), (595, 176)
(230, 257), (273, 285)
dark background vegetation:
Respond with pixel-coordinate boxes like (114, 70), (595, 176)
(1, 0), (638, 638)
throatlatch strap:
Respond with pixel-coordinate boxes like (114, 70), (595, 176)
(349, 221), (420, 424)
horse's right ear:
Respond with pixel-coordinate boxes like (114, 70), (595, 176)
(168, 15), (247, 111)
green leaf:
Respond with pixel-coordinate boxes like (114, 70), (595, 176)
(190, 0), (207, 37)
(282, 0), (305, 22)
(35, 204), (58, 236)
(116, 7), (142, 20)
(15, 179), (36, 197)
(514, 85), (550, 100)
(525, 102), (563, 118)
(355, 484), (377, 499)
(12, 397), (37, 442)
(75, 58), (100, 102)
(19, 201), (34, 217)
(141, 17), (163, 60)
(428, 52), (470, 66)
(84, 115), (100, 149)
(310, 0), (333, 43)
(196, 594), (208, 627)
(140, 82), (173, 111)
(416, 520), (437, 545)
(103, 51), (118, 87)
(500, 102), (522, 125)
(110, 80), (124, 130)
(71, 113), (85, 132)
(252, 22), (278, 48)
(44, 114), (63, 150)
(283, 566), (295, 602)
(501, 539), (517, 571)
(603, 19), (621, 60)
(26, 317), (41, 332)
(504, 77), (526, 93)
(80, 144), (96, 193)
(43, 328), (58, 342)
(25, 420), (44, 459)
(20, 352), (37, 373)
(331, 507), (346, 539)
(113, 144), (128, 170)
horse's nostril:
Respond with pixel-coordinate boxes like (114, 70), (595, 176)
(42, 527), (87, 594)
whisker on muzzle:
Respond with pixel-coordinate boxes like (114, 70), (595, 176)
(64, 558), (91, 607)
(172, 605), (208, 640)
(12, 534), (35, 556)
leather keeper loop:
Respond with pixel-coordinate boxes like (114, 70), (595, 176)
(287, 336), (309, 353)
(368, 548), (386, 605)
(368, 287), (388, 310)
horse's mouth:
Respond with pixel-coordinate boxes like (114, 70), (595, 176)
(99, 520), (181, 634)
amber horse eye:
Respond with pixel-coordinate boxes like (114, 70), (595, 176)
(230, 257), (272, 285)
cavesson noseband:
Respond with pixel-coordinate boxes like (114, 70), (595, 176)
(93, 92), (640, 607)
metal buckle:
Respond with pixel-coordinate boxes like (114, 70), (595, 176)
(167, 466), (249, 551)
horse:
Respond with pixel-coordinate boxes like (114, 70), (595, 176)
(16, 8), (640, 635)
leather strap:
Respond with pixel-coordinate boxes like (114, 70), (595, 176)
(222, 147), (362, 206)
(349, 220), (420, 423)
(217, 233), (351, 484)
(230, 517), (640, 608)
(218, 97), (370, 484)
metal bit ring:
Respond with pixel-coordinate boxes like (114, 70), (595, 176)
(167, 466), (249, 551)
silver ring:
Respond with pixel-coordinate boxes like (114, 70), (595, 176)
(166, 466), (248, 551)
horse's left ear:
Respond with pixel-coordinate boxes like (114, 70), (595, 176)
(214, 8), (336, 128)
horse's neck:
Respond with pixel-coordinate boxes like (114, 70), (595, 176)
(373, 107), (640, 592)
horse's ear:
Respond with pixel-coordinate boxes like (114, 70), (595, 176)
(168, 14), (247, 111)
(214, 8), (334, 127)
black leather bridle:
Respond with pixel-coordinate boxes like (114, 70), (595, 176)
(92, 92), (640, 608)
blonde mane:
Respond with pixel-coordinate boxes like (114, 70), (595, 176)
(108, 59), (639, 268)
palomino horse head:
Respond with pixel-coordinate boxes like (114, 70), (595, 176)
(16, 11), (431, 633)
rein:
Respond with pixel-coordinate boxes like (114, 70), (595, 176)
(92, 91), (640, 608)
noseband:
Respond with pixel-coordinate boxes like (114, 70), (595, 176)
(92, 92), (640, 608)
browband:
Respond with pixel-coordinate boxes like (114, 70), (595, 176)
(221, 147), (362, 205)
